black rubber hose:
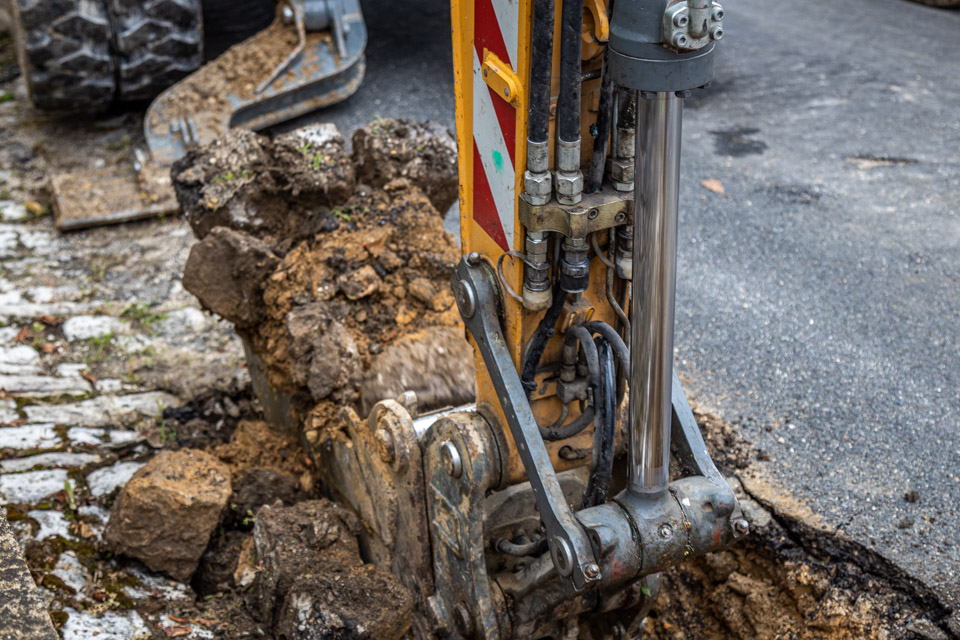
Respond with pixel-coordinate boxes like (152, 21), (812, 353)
(584, 321), (629, 374)
(528, 0), (556, 146)
(617, 86), (637, 130)
(581, 337), (617, 508)
(556, 0), (584, 143)
(521, 283), (568, 396)
(586, 55), (615, 192)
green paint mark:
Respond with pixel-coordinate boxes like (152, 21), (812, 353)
(492, 150), (504, 173)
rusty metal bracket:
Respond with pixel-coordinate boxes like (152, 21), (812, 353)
(519, 185), (632, 237)
(422, 412), (509, 639)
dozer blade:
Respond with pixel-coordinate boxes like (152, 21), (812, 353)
(145, 1), (366, 166)
(53, 0), (366, 231)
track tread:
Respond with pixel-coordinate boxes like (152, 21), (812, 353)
(108, 0), (203, 101)
(12, 0), (114, 109)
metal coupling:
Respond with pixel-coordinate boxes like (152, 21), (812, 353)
(523, 140), (553, 206)
(559, 236), (590, 294)
(522, 231), (552, 310)
(608, 126), (635, 192)
(615, 226), (633, 280)
(554, 138), (583, 205)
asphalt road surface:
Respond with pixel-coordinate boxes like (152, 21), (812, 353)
(302, 0), (960, 624)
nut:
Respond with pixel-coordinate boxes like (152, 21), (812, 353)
(523, 170), (552, 205)
(608, 156), (634, 184)
(554, 171), (583, 204)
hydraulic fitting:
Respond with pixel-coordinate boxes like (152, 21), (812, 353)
(554, 138), (583, 205)
(523, 139), (552, 206)
(560, 236), (590, 294)
(522, 231), (552, 310)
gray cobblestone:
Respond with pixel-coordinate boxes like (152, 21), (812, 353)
(0, 469), (68, 504)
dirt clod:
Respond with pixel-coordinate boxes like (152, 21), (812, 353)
(105, 449), (232, 582)
(172, 125), (353, 246)
(251, 500), (412, 638)
(352, 118), (459, 214)
(183, 227), (280, 328)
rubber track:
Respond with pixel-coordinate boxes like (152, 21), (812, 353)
(107, 0), (203, 102)
(12, 0), (115, 109)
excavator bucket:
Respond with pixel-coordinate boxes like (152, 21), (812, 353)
(52, 0), (366, 231)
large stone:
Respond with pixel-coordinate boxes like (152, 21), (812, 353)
(352, 118), (459, 214)
(0, 511), (58, 639)
(182, 227), (279, 329)
(104, 449), (232, 582)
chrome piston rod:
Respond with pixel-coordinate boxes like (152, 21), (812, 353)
(629, 92), (682, 493)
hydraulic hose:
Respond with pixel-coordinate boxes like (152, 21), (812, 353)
(521, 283), (568, 396)
(581, 337), (616, 508)
(528, 0), (555, 148)
(584, 321), (629, 374)
(540, 325), (601, 441)
(556, 0), (584, 144)
(587, 55), (615, 192)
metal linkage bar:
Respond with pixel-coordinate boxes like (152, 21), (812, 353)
(452, 256), (601, 589)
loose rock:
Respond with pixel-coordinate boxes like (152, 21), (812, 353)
(104, 449), (232, 582)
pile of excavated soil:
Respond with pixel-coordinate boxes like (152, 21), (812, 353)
(175, 120), (474, 449)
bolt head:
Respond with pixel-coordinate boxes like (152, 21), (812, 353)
(375, 428), (396, 463)
(658, 523), (674, 539)
(673, 33), (689, 48)
(454, 280), (476, 319)
(441, 441), (463, 478)
(453, 602), (475, 638)
(733, 518), (750, 536)
(583, 562), (601, 580)
(712, 5), (725, 21)
(710, 25), (724, 41)
(587, 208), (599, 220)
(281, 5), (295, 23)
(673, 12), (689, 27)
(465, 251), (482, 266)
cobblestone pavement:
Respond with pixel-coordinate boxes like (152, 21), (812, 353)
(0, 77), (249, 636)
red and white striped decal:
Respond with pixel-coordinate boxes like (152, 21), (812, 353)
(472, 0), (520, 252)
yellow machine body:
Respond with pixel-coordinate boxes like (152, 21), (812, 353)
(451, 0), (619, 485)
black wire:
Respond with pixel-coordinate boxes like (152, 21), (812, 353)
(520, 283), (567, 396)
(581, 337), (617, 508)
